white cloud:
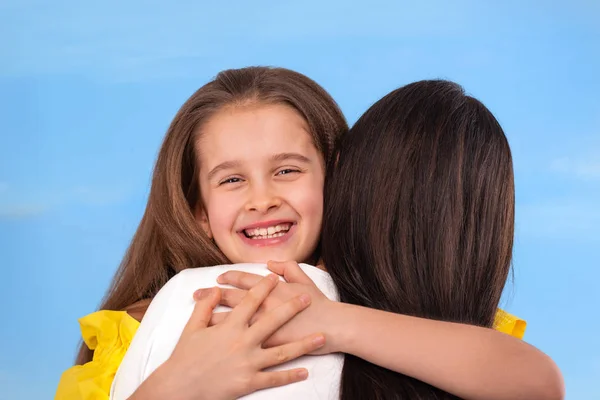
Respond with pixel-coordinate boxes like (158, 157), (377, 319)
(0, 184), (47, 219)
(0, 183), (135, 219)
(69, 185), (134, 206)
(0, 204), (47, 219)
(0, 1), (472, 80)
(516, 200), (600, 241)
(551, 156), (600, 180)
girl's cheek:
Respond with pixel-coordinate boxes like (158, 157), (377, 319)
(298, 189), (324, 217)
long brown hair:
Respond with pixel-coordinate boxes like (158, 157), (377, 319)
(322, 80), (514, 399)
(76, 66), (348, 365)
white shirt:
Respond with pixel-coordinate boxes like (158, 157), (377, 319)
(110, 263), (343, 400)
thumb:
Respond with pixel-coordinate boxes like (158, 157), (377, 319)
(267, 261), (313, 285)
(182, 287), (221, 335)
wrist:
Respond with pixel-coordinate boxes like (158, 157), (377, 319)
(324, 301), (357, 354)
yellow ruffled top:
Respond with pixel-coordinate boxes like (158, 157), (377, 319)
(494, 309), (527, 339)
(55, 308), (526, 399)
(55, 310), (140, 400)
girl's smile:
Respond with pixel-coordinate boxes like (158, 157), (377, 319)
(238, 220), (297, 247)
(196, 103), (325, 264)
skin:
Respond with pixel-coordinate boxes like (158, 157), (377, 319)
(196, 104), (325, 265)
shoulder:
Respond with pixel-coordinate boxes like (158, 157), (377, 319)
(494, 309), (527, 339)
(173, 264), (262, 289)
(132, 266), (231, 325)
(55, 310), (139, 399)
(78, 310), (139, 349)
(298, 263), (339, 301)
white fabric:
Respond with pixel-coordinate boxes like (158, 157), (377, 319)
(110, 263), (343, 400)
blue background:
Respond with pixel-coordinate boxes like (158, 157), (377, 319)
(1, 1), (598, 398)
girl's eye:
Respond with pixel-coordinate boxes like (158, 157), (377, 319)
(276, 168), (300, 176)
(219, 177), (242, 185)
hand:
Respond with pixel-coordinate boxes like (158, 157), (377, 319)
(212, 261), (339, 355)
(131, 274), (326, 400)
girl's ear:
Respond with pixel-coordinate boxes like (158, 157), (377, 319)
(194, 206), (213, 239)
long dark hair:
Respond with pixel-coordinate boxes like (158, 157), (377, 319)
(76, 66), (347, 365)
(322, 80), (515, 399)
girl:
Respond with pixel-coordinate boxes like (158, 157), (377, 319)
(55, 68), (547, 400)
(56, 66), (346, 399)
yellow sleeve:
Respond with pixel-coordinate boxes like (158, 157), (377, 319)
(55, 311), (140, 400)
(494, 309), (527, 339)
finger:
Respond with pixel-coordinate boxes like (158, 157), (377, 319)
(218, 287), (266, 327)
(181, 287), (221, 336)
(256, 333), (326, 369)
(267, 260), (314, 285)
(219, 288), (248, 308)
(228, 274), (278, 325)
(217, 270), (266, 289)
(221, 287), (275, 326)
(208, 311), (229, 326)
(250, 369), (309, 392)
(247, 293), (311, 343)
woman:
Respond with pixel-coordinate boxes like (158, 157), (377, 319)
(323, 79), (528, 399)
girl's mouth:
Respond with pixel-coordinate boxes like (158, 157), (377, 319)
(243, 223), (292, 240)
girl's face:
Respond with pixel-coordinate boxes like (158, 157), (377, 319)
(196, 103), (325, 264)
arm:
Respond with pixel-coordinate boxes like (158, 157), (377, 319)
(330, 302), (563, 400)
(216, 261), (565, 400)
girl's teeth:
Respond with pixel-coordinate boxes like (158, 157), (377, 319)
(251, 232), (285, 239)
(245, 224), (291, 238)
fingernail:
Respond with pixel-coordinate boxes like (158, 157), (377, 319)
(216, 274), (225, 283)
(193, 289), (204, 300)
(299, 294), (311, 305)
(267, 273), (279, 282)
(199, 288), (214, 299)
(297, 369), (308, 380)
(312, 335), (325, 347)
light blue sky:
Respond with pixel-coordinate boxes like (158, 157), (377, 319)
(1, 1), (598, 398)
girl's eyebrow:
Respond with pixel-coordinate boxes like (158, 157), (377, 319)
(207, 160), (241, 181)
(207, 153), (311, 181)
(270, 152), (311, 163)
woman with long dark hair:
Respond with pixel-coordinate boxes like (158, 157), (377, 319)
(323, 79), (522, 399)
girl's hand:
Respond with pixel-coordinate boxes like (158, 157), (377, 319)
(213, 261), (340, 355)
(130, 274), (326, 400)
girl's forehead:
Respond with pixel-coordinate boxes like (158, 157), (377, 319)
(196, 104), (321, 166)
